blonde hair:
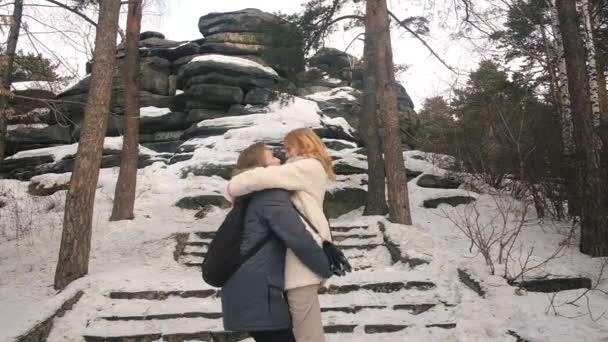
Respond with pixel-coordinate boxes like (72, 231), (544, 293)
(284, 128), (335, 179)
(233, 143), (268, 176)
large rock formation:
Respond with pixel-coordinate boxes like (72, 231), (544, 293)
(3, 8), (416, 182)
(176, 54), (279, 114)
(198, 8), (305, 76)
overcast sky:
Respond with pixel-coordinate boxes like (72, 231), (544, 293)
(9, 0), (495, 109)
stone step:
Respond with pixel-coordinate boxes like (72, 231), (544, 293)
(105, 281), (438, 303)
(84, 322), (458, 341)
(331, 226), (370, 233)
(84, 319), (456, 341)
(178, 247), (392, 269)
(180, 261), (373, 272)
(99, 303), (447, 322)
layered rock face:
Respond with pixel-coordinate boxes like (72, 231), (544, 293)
(3, 8), (418, 181)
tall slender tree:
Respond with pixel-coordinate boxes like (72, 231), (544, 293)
(0, 0), (24, 164)
(556, 0), (607, 257)
(54, 0), (122, 290)
(364, 0), (412, 224)
(361, 32), (388, 216)
(110, 0), (143, 222)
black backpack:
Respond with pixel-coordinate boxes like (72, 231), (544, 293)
(202, 196), (272, 287)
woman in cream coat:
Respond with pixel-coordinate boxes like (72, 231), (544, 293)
(227, 128), (334, 342)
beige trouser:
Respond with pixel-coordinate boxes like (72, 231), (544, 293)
(287, 285), (325, 342)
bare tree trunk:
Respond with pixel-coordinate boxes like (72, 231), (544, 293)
(549, 0), (580, 215)
(361, 34), (388, 216)
(0, 0), (24, 164)
(556, 0), (607, 257)
(591, 0), (608, 210)
(579, 0), (602, 129)
(54, 0), (122, 291)
(365, 0), (412, 224)
(110, 0), (143, 222)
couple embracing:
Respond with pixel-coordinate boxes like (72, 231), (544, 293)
(221, 128), (338, 342)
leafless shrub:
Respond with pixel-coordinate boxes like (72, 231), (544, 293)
(0, 187), (62, 243)
(546, 258), (608, 322)
(443, 191), (566, 283)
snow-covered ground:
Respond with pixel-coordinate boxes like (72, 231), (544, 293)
(1, 94), (607, 342)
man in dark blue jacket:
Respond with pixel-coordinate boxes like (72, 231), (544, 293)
(221, 189), (332, 342)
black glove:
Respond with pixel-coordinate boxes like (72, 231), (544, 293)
(323, 241), (352, 276)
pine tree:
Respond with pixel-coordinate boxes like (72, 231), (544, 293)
(54, 0), (122, 290)
(0, 0), (24, 164)
(110, 0), (143, 222)
(365, 0), (412, 224)
(556, 0), (607, 257)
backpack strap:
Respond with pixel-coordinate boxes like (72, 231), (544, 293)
(292, 205), (334, 241)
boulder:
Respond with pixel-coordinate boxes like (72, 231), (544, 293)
(184, 100), (230, 112)
(28, 174), (70, 196)
(7, 124), (74, 154)
(186, 108), (228, 123)
(142, 42), (201, 61)
(9, 86), (57, 116)
(140, 31), (165, 40)
(423, 196), (476, 209)
(198, 8), (284, 36)
(138, 37), (181, 49)
(184, 84), (244, 104)
(334, 163), (367, 176)
(139, 111), (191, 134)
(180, 162), (234, 180)
(323, 140), (355, 151)
(181, 123), (235, 140)
(416, 174), (462, 189)
(227, 104), (269, 115)
(1, 152), (163, 181)
(8, 107), (55, 126)
(313, 123), (359, 144)
(185, 72), (275, 90)
(178, 55), (279, 84)
(306, 87), (362, 130)
(243, 87), (272, 105)
(204, 32), (274, 45)
(199, 42), (266, 56)
(324, 188), (367, 218)
(309, 48), (355, 74)
(175, 195), (231, 210)
(143, 141), (185, 154)
(0, 155), (54, 179)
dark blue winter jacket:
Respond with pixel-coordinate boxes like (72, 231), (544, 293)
(221, 189), (332, 332)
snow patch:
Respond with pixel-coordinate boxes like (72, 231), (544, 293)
(7, 137), (158, 161)
(10, 81), (62, 94)
(189, 54), (279, 77)
(306, 86), (359, 102)
(140, 106), (171, 118)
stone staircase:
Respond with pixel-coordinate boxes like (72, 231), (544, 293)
(61, 222), (466, 342)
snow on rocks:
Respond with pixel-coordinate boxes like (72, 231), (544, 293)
(140, 106), (172, 118)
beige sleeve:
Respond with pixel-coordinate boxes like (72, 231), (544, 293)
(227, 159), (323, 197)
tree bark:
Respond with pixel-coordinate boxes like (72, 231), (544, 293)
(54, 0), (122, 291)
(361, 32), (388, 216)
(0, 0), (24, 164)
(549, 0), (580, 215)
(365, 0), (412, 224)
(110, 0), (143, 222)
(556, 0), (607, 257)
(579, 0), (602, 129)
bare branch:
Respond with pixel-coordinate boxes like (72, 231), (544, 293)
(387, 10), (457, 74)
(43, 0), (97, 28)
